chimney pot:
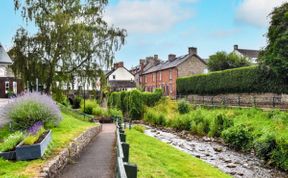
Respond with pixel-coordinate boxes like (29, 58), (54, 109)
(234, 45), (238, 50)
(154, 54), (158, 59)
(114, 61), (124, 69)
(168, 54), (176, 62)
(188, 47), (197, 55)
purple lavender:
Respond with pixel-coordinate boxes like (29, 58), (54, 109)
(27, 121), (43, 135)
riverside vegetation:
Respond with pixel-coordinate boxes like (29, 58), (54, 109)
(143, 98), (288, 172)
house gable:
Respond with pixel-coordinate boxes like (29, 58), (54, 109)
(108, 67), (134, 81)
(177, 55), (207, 77)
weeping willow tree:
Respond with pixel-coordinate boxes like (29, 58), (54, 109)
(10, 0), (126, 93)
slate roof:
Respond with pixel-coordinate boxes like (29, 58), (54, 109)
(109, 80), (136, 88)
(0, 44), (12, 64)
(236, 49), (260, 59)
(142, 54), (206, 75)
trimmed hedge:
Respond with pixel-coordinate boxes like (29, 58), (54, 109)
(108, 89), (162, 120)
(177, 66), (288, 95)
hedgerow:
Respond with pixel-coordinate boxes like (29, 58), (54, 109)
(177, 66), (288, 95)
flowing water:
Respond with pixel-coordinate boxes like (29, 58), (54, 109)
(144, 126), (288, 178)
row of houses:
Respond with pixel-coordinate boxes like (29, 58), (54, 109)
(106, 45), (260, 98)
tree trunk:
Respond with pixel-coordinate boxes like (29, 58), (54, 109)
(45, 64), (54, 94)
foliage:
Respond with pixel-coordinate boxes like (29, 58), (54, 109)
(177, 99), (190, 114)
(208, 51), (251, 71)
(23, 127), (46, 145)
(108, 108), (123, 119)
(254, 133), (276, 160)
(0, 132), (24, 152)
(126, 129), (231, 178)
(108, 89), (163, 120)
(133, 125), (146, 133)
(221, 125), (254, 151)
(4, 92), (62, 130)
(72, 96), (82, 109)
(80, 99), (99, 115)
(0, 110), (96, 177)
(144, 110), (166, 126)
(259, 2), (288, 79)
(11, 0), (126, 93)
(177, 66), (288, 95)
(208, 113), (233, 137)
(52, 89), (69, 107)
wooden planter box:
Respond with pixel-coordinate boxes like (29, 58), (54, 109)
(0, 150), (16, 160)
(16, 130), (52, 161)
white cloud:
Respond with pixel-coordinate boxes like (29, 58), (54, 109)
(236, 0), (287, 27)
(104, 0), (196, 34)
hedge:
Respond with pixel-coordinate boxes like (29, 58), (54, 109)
(108, 89), (163, 120)
(177, 66), (288, 95)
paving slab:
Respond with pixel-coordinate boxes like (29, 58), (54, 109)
(60, 123), (116, 178)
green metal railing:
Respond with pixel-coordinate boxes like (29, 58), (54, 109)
(115, 118), (137, 178)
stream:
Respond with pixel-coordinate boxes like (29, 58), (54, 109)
(144, 126), (288, 178)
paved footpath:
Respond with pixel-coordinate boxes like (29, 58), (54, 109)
(60, 124), (116, 178)
(0, 99), (10, 127)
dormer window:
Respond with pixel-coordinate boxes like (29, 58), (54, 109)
(113, 75), (116, 79)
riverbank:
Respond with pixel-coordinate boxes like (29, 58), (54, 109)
(126, 127), (231, 178)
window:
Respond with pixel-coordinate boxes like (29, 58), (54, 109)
(159, 71), (162, 81)
(145, 76), (147, 83)
(169, 84), (173, 93)
(5, 81), (9, 94)
(169, 69), (172, 80)
(152, 73), (156, 82)
(112, 75), (116, 79)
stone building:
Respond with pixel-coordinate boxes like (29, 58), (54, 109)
(232, 44), (260, 63)
(139, 47), (208, 98)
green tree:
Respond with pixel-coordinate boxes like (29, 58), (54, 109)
(207, 51), (251, 71)
(11, 0), (126, 93)
(259, 2), (288, 79)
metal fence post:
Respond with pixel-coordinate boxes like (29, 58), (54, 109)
(121, 143), (130, 162)
(124, 163), (138, 178)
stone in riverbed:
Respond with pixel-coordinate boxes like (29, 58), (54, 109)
(227, 163), (237, 168)
(213, 146), (223, 152)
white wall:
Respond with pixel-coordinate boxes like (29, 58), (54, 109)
(0, 66), (5, 77)
(108, 67), (134, 81)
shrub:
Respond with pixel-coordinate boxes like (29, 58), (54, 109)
(81, 99), (98, 115)
(108, 108), (123, 119)
(144, 110), (166, 126)
(129, 90), (144, 120)
(52, 89), (69, 107)
(209, 113), (233, 137)
(171, 114), (191, 131)
(254, 133), (276, 160)
(270, 138), (288, 171)
(0, 131), (24, 152)
(133, 125), (145, 133)
(4, 92), (62, 130)
(221, 125), (253, 151)
(72, 96), (82, 109)
(177, 99), (190, 114)
(177, 66), (288, 95)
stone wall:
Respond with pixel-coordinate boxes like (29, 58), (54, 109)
(182, 93), (288, 109)
(39, 125), (102, 178)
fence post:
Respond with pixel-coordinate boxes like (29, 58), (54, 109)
(211, 96), (214, 106)
(120, 133), (126, 142)
(238, 96), (240, 106)
(124, 163), (138, 178)
(273, 97), (275, 108)
(121, 143), (130, 162)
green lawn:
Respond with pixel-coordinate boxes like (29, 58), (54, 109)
(126, 128), (231, 178)
(0, 110), (96, 178)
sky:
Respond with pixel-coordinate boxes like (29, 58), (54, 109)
(0, 0), (287, 68)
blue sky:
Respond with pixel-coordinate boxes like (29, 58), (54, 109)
(0, 0), (286, 68)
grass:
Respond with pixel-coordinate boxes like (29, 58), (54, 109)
(126, 128), (231, 178)
(0, 109), (96, 178)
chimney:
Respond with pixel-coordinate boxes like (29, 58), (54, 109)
(154, 54), (158, 60)
(168, 54), (176, 62)
(114, 61), (124, 69)
(188, 47), (197, 55)
(234, 44), (238, 50)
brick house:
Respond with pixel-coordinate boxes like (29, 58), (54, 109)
(139, 47), (207, 98)
(0, 44), (22, 98)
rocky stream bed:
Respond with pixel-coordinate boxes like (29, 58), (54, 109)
(144, 126), (288, 178)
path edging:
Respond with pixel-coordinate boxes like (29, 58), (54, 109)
(39, 124), (102, 178)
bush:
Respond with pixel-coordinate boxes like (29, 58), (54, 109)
(4, 92), (62, 130)
(254, 133), (276, 160)
(177, 99), (190, 114)
(144, 110), (166, 126)
(177, 66), (288, 95)
(0, 131), (24, 152)
(52, 89), (69, 107)
(221, 125), (253, 151)
(171, 114), (191, 131)
(108, 108), (123, 119)
(133, 125), (145, 133)
(81, 99), (98, 115)
(270, 138), (288, 171)
(209, 113), (233, 137)
(72, 96), (82, 109)
(23, 123), (46, 145)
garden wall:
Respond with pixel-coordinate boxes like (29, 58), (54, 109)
(180, 93), (288, 109)
(39, 125), (102, 178)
